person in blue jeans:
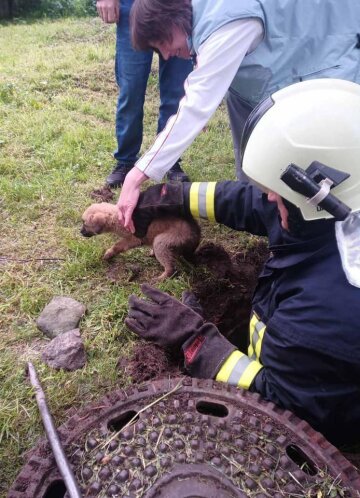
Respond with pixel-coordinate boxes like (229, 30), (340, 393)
(96, 0), (193, 187)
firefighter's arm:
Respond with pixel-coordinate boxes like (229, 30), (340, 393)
(133, 181), (270, 238)
(184, 181), (269, 235)
(182, 326), (263, 388)
(214, 350), (263, 390)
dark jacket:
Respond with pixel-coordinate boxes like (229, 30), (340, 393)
(185, 180), (360, 445)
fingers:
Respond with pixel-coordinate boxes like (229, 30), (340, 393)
(115, 4), (120, 21)
(117, 167), (149, 230)
(125, 317), (145, 336)
(117, 203), (125, 226)
(140, 284), (172, 305)
(98, 5), (118, 22)
(117, 195), (128, 229)
(181, 290), (203, 316)
(128, 294), (158, 316)
(181, 290), (194, 303)
(117, 188), (139, 233)
(124, 207), (136, 233)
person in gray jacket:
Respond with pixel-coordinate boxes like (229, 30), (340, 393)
(116, 0), (360, 233)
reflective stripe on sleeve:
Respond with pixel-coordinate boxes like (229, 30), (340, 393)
(189, 182), (217, 221)
(216, 350), (263, 390)
(248, 312), (266, 361)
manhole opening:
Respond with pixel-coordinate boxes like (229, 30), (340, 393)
(107, 410), (138, 432)
(196, 400), (229, 418)
(43, 480), (66, 498)
(286, 444), (317, 476)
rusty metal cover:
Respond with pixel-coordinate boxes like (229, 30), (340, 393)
(8, 377), (360, 497)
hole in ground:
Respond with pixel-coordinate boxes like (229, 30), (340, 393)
(107, 410), (138, 432)
(196, 400), (229, 418)
(286, 444), (317, 475)
(43, 480), (66, 498)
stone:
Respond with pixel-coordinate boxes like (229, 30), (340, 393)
(42, 329), (86, 371)
(36, 296), (86, 338)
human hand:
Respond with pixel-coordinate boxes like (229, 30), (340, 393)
(125, 284), (204, 352)
(96, 0), (120, 23)
(117, 167), (148, 233)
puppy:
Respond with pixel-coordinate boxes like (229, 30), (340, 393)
(80, 202), (200, 280)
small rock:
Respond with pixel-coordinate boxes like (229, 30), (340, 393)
(42, 329), (86, 371)
(36, 296), (86, 338)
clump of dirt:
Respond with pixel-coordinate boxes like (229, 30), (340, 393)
(118, 342), (182, 384)
(90, 185), (114, 202)
(120, 238), (269, 384)
(106, 261), (142, 283)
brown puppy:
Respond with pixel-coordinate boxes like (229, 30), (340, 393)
(81, 203), (200, 280)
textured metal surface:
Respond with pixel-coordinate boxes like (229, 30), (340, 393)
(8, 377), (360, 498)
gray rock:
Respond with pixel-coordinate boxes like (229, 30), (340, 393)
(36, 296), (86, 338)
(42, 329), (86, 371)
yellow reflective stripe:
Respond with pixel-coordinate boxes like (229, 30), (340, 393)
(205, 182), (216, 222)
(238, 361), (263, 390)
(248, 313), (258, 357)
(248, 312), (266, 361)
(216, 350), (263, 390)
(248, 343), (255, 359)
(189, 182), (217, 221)
(255, 326), (265, 359)
(215, 350), (242, 382)
(189, 182), (201, 218)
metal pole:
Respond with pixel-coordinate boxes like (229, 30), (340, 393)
(27, 362), (82, 498)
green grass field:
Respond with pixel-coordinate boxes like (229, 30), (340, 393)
(0, 16), (250, 495)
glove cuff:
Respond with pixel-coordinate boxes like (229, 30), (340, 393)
(182, 323), (237, 379)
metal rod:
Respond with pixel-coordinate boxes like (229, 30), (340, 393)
(27, 362), (82, 498)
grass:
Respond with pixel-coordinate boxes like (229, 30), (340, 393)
(0, 16), (249, 495)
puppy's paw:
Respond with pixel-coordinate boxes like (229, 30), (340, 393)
(156, 269), (178, 281)
(103, 249), (115, 260)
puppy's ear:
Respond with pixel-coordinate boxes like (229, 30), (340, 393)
(89, 211), (112, 233)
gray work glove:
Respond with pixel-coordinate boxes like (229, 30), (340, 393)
(126, 284), (235, 379)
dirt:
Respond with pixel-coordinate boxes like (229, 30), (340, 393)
(90, 185), (115, 202)
(192, 241), (268, 350)
(117, 342), (182, 383)
(121, 239), (269, 384)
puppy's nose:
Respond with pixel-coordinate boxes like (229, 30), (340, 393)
(80, 227), (93, 237)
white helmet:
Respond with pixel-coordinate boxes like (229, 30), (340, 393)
(241, 79), (360, 221)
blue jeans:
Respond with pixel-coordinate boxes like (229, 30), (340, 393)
(114, 0), (193, 165)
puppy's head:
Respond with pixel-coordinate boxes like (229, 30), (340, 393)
(80, 203), (116, 237)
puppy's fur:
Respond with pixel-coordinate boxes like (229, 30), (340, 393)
(81, 203), (200, 280)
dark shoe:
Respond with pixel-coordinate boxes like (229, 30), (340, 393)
(106, 163), (134, 188)
(166, 162), (190, 183)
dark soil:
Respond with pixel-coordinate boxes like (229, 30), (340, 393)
(122, 239), (269, 384)
(192, 240), (268, 350)
(117, 342), (182, 383)
(90, 185), (115, 202)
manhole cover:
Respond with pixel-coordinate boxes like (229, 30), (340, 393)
(9, 377), (360, 497)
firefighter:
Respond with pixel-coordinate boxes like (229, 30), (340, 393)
(125, 79), (360, 446)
